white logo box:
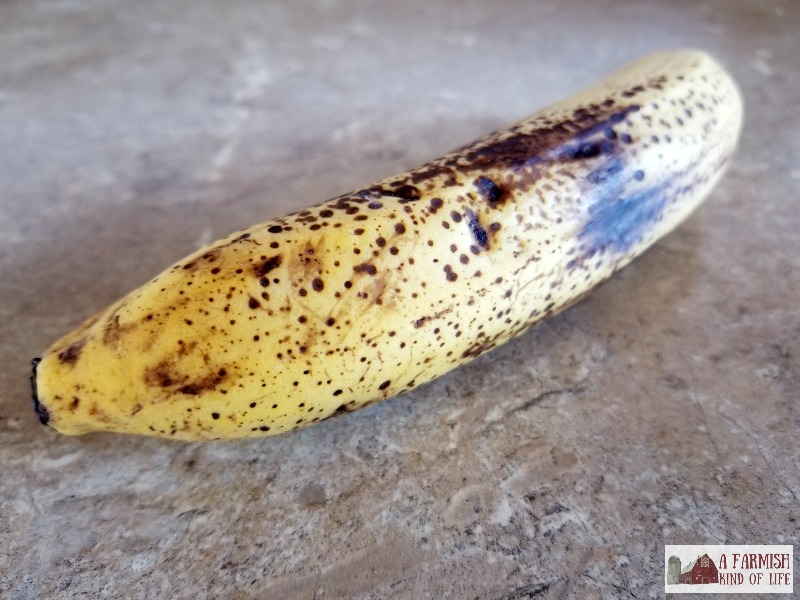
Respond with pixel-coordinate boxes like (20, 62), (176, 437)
(665, 545), (793, 594)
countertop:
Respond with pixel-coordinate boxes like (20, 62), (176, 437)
(1, 0), (797, 598)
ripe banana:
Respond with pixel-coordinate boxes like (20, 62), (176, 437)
(31, 50), (742, 441)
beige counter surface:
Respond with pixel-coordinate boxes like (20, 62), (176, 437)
(1, 1), (797, 598)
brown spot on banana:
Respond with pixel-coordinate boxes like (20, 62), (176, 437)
(31, 50), (743, 440)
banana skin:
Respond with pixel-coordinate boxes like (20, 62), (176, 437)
(31, 50), (742, 441)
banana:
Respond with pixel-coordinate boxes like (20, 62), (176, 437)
(31, 50), (742, 441)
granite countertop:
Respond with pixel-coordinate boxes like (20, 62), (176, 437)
(1, 1), (797, 598)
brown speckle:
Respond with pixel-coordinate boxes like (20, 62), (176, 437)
(58, 337), (87, 365)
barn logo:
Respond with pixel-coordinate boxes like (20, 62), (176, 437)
(664, 545), (793, 594)
(667, 553), (718, 584)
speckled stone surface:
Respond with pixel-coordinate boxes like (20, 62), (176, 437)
(1, 1), (797, 598)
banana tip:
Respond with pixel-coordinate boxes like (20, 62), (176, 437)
(30, 357), (50, 426)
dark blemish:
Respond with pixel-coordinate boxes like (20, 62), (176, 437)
(564, 140), (611, 160)
(462, 339), (495, 359)
(389, 247), (399, 255)
(408, 163), (454, 184)
(354, 228), (365, 235)
(634, 170), (645, 181)
(376, 236), (386, 247)
(444, 265), (457, 282)
(312, 278), (324, 291)
(329, 403), (349, 418)
(474, 175), (504, 204)
(255, 255), (282, 277)
(211, 412), (220, 420)
(325, 317), (335, 326)
(333, 390), (343, 396)
(299, 288), (307, 297)
(58, 337), (86, 365)
(459, 254), (469, 264)
(429, 198), (444, 213)
(145, 361), (176, 388)
(344, 281), (353, 289)
(30, 358), (50, 426)
(259, 277), (269, 287)
(450, 211), (462, 223)
(320, 209), (334, 218)
(298, 316), (307, 323)
(446, 104), (640, 176)
(620, 133), (633, 144)
(183, 262), (195, 270)
(587, 156), (624, 186)
(248, 297), (261, 309)
(103, 314), (132, 346)
(394, 222), (406, 234)
(353, 263), (378, 275)
(386, 184), (420, 201)
(489, 222), (501, 232)
(210, 267), (221, 275)
(225, 232), (258, 247)
(464, 208), (489, 249)
(368, 202), (383, 209)
(260, 425), (270, 431)
(268, 225), (283, 234)
(378, 380), (391, 390)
